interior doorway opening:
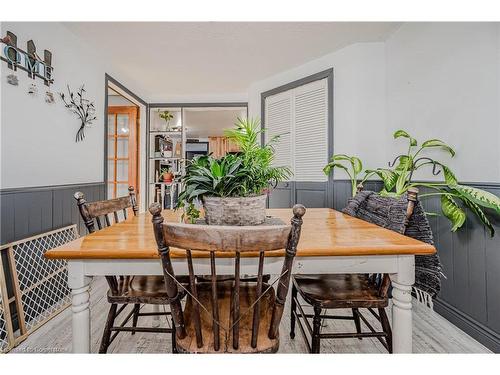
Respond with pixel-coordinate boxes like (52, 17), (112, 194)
(105, 81), (147, 212)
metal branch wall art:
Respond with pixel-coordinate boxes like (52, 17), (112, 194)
(59, 85), (97, 142)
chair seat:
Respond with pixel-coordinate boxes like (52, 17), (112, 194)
(107, 275), (189, 304)
(176, 281), (279, 354)
(292, 274), (388, 309)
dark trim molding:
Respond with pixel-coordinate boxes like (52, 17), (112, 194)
(260, 68), (334, 99)
(434, 299), (499, 352)
(105, 74), (147, 106)
(0, 182), (105, 194)
(260, 68), (334, 208)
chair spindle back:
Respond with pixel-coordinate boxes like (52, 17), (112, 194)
(149, 203), (306, 352)
(74, 186), (139, 293)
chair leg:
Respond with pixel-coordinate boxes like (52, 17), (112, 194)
(379, 308), (392, 353)
(131, 304), (140, 335)
(99, 303), (118, 353)
(171, 318), (178, 354)
(352, 308), (363, 340)
(290, 284), (297, 339)
(311, 306), (322, 354)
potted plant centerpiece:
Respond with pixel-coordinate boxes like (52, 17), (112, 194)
(177, 118), (291, 225)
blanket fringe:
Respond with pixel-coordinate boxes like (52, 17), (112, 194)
(412, 287), (434, 309)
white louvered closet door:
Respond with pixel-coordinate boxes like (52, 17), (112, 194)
(293, 78), (328, 182)
(265, 91), (293, 171)
(265, 78), (328, 182)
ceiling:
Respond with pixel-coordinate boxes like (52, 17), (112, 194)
(64, 22), (400, 101)
(184, 107), (247, 138)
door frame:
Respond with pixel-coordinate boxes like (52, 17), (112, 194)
(104, 74), (148, 211)
(260, 68), (334, 208)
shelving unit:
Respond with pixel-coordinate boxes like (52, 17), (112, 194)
(146, 103), (248, 209)
(148, 107), (185, 209)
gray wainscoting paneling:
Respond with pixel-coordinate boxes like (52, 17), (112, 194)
(326, 180), (500, 352)
(0, 182), (105, 245)
(0, 182), (105, 332)
(268, 181), (332, 209)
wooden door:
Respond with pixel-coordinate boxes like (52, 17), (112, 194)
(107, 106), (139, 200)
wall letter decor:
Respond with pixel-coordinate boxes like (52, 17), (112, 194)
(0, 31), (54, 86)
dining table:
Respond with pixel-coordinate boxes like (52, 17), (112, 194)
(44, 208), (436, 354)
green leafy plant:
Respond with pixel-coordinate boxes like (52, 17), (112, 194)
(324, 130), (500, 236)
(177, 118), (292, 221)
(224, 117), (292, 196)
(323, 154), (365, 197)
(159, 110), (173, 123)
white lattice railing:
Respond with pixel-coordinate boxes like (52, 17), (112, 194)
(0, 225), (79, 352)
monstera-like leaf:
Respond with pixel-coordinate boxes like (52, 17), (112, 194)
(421, 139), (456, 157)
(441, 194), (466, 232)
(453, 185), (500, 214)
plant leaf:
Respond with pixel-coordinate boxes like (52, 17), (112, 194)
(323, 162), (349, 176)
(394, 129), (417, 146)
(453, 185), (500, 214)
(395, 155), (413, 172)
(421, 139), (456, 157)
(351, 156), (363, 175)
(441, 164), (457, 186)
(441, 194), (466, 231)
(395, 164), (409, 195)
(458, 195), (495, 237)
(366, 168), (398, 191)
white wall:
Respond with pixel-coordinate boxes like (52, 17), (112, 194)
(248, 42), (387, 178)
(0, 22), (106, 189)
(108, 95), (135, 106)
(249, 24), (500, 184)
(386, 22), (500, 183)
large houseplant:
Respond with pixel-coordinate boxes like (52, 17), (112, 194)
(177, 117), (291, 224)
(324, 130), (500, 236)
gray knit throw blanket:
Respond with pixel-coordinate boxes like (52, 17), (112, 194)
(342, 191), (443, 307)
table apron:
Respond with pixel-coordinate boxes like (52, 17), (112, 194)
(74, 255), (402, 277)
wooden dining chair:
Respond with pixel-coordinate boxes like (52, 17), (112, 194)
(75, 187), (185, 353)
(149, 203), (306, 353)
(290, 187), (421, 353)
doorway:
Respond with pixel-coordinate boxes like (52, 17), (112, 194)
(106, 87), (140, 200)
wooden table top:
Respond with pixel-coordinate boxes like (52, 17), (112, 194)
(44, 208), (435, 260)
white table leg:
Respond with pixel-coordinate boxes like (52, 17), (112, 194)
(152, 305), (161, 328)
(67, 261), (92, 353)
(390, 255), (415, 353)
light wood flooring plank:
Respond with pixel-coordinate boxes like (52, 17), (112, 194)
(11, 277), (491, 354)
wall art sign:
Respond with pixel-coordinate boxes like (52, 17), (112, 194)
(0, 31), (54, 86)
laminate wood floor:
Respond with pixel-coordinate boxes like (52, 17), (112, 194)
(12, 277), (491, 354)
